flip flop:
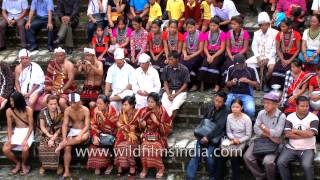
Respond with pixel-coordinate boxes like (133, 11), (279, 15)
(104, 166), (113, 175)
(20, 166), (30, 176)
(8, 168), (20, 175)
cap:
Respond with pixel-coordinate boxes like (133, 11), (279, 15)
(138, 53), (151, 63)
(68, 93), (81, 103)
(263, 92), (280, 102)
(258, 12), (271, 25)
(114, 48), (125, 60)
(234, 54), (246, 64)
(54, 47), (66, 54)
(18, 49), (30, 59)
(84, 48), (95, 55)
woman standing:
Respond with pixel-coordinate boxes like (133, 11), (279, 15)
(114, 96), (140, 177)
(87, 95), (118, 175)
(163, 20), (185, 61)
(222, 99), (252, 180)
(198, 16), (226, 92)
(148, 20), (166, 74)
(130, 16), (149, 67)
(270, 19), (301, 88)
(300, 14), (320, 72)
(139, 93), (172, 179)
(38, 95), (63, 175)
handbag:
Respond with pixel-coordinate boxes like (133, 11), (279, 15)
(298, 49), (319, 64)
(99, 133), (115, 146)
(194, 118), (218, 138)
(252, 113), (283, 156)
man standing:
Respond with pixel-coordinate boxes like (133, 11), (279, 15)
(105, 48), (135, 112)
(244, 92), (286, 180)
(76, 48), (104, 109)
(277, 96), (319, 180)
(15, 49), (45, 109)
(210, 0), (240, 32)
(43, 47), (76, 110)
(54, 0), (80, 54)
(25, 0), (54, 52)
(0, 0), (28, 50)
(55, 93), (90, 178)
(225, 54), (260, 118)
(161, 50), (190, 120)
(246, 12), (278, 92)
(132, 53), (161, 109)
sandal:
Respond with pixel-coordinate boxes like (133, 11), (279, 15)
(139, 171), (147, 178)
(104, 165), (113, 175)
(20, 166), (30, 176)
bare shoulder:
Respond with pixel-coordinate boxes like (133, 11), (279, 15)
(65, 60), (75, 69)
(26, 107), (33, 115)
(14, 64), (22, 73)
(6, 108), (13, 115)
(81, 105), (90, 114)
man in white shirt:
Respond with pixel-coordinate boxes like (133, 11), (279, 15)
(14, 49), (45, 109)
(211, 0), (239, 31)
(0, 0), (29, 50)
(132, 53), (161, 109)
(246, 12), (278, 92)
(105, 48), (135, 112)
(277, 96), (319, 180)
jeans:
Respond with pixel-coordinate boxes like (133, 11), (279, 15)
(277, 147), (315, 180)
(87, 20), (107, 44)
(27, 16), (54, 49)
(186, 140), (216, 180)
(225, 93), (255, 118)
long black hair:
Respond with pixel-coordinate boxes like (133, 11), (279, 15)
(10, 91), (27, 112)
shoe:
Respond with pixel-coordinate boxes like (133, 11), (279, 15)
(0, 46), (6, 51)
(263, 84), (271, 92)
(48, 47), (54, 52)
(28, 46), (38, 51)
(66, 48), (73, 54)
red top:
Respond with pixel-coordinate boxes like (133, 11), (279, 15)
(309, 76), (320, 90)
(184, 2), (201, 23)
(275, 30), (301, 55)
(148, 32), (164, 54)
(162, 31), (185, 51)
(92, 36), (109, 54)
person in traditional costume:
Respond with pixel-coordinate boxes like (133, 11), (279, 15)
(114, 96), (140, 177)
(138, 92), (172, 179)
(76, 48), (104, 109)
(148, 19), (166, 74)
(181, 18), (204, 92)
(132, 53), (161, 109)
(14, 49), (45, 109)
(280, 60), (314, 114)
(223, 15), (250, 82)
(0, 61), (14, 110)
(270, 18), (301, 89)
(246, 12), (278, 92)
(2, 91), (34, 175)
(43, 47), (76, 110)
(105, 48), (135, 112)
(198, 16), (226, 92)
(87, 95), (118, 175)
(38, 95), (63, 175)
(162, 20), (185, 61)
(130, 16), (149, 67)
(110, 16), (132, 55)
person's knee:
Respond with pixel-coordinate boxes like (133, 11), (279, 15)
(263, 157), (275, 167)
(2, 143), (11, 153)
(301, 161), (313, 171)
(277, 156), (287, 168)
(16, 21), (25, 28)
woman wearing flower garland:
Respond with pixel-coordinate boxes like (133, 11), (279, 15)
(148, 19), (165, 74)
(270, 18), (301, 89)
(198, 16), (226, 92)
(181, 18), (204, 92)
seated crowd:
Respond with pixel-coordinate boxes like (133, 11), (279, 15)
(1, 0), (320, 179)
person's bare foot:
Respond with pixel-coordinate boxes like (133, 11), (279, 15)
(94, 168), (101, 175)
(9, 162), (21, 175)
(63, 171), (71, 178)
(21, 164), (30, 176)
(156, 168), (165, 179)
(139, 168), (148, 178)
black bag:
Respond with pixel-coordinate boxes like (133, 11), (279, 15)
(194, 118), (218, 139)
(252, 113), (283, 156)
(99, 133), (115, 146)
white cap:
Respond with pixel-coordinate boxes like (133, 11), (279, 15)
(258, 12), (271, 25)
(18, 49), (30, 58)
(114, 48), (125, 60)
(54, 47), (66, 54)
(68, 93), (81, 103)
(84, 48), (95, 55)
(138, 53), (151, 63)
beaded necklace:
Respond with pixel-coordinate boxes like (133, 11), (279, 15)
(280, 30), (294, 53)
(167, 31), (178, 50)
(116, 26), (127, 44)
(230, 29), (244, 49)
(187, 30), (200, 53)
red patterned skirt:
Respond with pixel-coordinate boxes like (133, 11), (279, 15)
(86, 145), (113, 169)
(140, 140), (165, 169)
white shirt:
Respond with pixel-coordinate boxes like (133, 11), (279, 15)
(132, 65), (161, 94)
(87, 0), (108, 15)
(312, 0), (320, 11)
(18, 62), (45, 94)
(251, 27), (278, 61)
(302, 28), (320, 50)
(210, 0), (239, 20)
(105, 63), (135, 93)
(2, 0), (29, 20)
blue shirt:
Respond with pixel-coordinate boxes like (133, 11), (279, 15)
(31, 0), (54, 17)
(129, 0), (148, 12)
(2, 0), (29, 19)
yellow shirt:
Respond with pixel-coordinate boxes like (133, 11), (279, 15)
(149, 2), (162, 22)
(166, 0), (185, 20)
(201, 1), (211, 20)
